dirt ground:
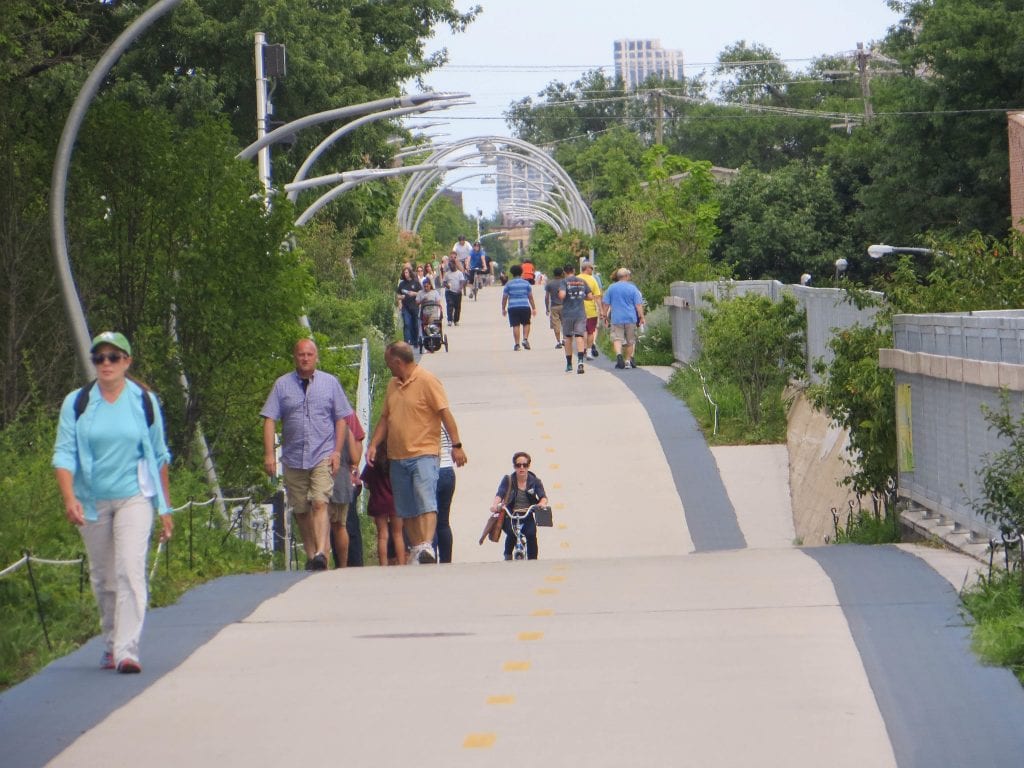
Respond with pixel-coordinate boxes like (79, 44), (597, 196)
(785, 389), (859, 546)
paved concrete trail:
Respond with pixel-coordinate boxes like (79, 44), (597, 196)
(5, 284), (1024, 767)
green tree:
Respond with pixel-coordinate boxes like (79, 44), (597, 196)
(697, 292), (806, 424)
(826, 0), (1024, 245)
(505, 69), (634, 145)
(597, 146), (724, 299)
(714, 160), (852, 283)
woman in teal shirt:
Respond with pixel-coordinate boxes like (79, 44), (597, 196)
(52, 331), (172, 674)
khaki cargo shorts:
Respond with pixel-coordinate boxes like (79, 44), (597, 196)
(283, 458), (333, 515)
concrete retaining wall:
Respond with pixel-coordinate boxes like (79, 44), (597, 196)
(883, 312), (1024, 542)
(665, 280), (880, 383)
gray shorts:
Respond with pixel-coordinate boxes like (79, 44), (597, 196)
(561, 316), (587, 338)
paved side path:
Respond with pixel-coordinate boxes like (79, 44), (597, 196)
(4, 284), (1024, 767)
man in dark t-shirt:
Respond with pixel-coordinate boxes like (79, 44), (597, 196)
(544, 266), (565, 349)
(558, 264), (591, 374)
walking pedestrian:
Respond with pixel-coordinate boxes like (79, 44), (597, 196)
(52, 331), (173, 674)
(397, 266), (421, 345)
(327, 417), (362, 568)
(602, 267), (646, 369)
(442, 260), (466, 326)
(360, 443), (405, 565)
(559, 263), (592, 374)
(261, 338), (354, 571)
(501, 263), (536, 351)
(579, 260), (603, 358)
(366, 342), (468, 565)
(544, 266), (565, 348)
(435, 426), (458, 563)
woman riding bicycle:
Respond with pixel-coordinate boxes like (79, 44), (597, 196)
(489, 451), (548, 560)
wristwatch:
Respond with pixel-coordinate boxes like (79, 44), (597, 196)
(452, 442), (463, 449)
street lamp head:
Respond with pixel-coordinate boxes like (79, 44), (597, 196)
(834, 258), (848, 274)
(867, 244), (893, 259)
(799, 273), (812, 286)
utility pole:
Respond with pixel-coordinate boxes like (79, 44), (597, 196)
(254, 33), (271, 196)
(856, 42), (874, 123)
(655, 89), (664, 146)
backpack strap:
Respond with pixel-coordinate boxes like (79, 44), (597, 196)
(502, 473), (516, 507)
(74, 380), (154, 427)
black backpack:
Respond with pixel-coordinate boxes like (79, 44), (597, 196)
(73, 381), (155, 427)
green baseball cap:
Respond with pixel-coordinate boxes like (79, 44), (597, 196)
(90, 331), (132, 356)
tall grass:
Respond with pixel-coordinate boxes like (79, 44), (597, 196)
(961, 569), (1024, 684)
(667, 365), (788, 445)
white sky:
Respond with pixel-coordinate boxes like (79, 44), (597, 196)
(406, 0), (902, 217)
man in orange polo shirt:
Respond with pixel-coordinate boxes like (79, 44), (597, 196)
(366, 342), (468, 564)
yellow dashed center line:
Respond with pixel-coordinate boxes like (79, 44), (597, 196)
(545, 575), (565, 583)
(548, 463), (559, 470)
(463, 733), (496, 749)
(560, 541), (571, 549)
(503, 660), (531, 672)
(536, 587), (558, 595)
(531, 609), (554, 616)
(518, 631), (544, 641)
(557, 523), (569, 530)
(486, 695), (516, 705)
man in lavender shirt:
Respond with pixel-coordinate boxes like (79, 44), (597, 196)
(262, 338), (353, 571)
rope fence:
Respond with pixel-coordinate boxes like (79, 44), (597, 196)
(0, 550), (87, 651)
(1, 494), (270, 651)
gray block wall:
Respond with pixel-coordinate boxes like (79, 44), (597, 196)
(894, 312), (1024, 540)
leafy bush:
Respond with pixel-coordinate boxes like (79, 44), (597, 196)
(696, 292), (805, 426)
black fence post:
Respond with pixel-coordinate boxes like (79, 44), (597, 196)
(24, 550), (52, 652)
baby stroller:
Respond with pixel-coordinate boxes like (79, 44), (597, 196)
(418, 300), (448, 354)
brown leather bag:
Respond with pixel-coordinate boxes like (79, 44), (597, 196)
(478, 508), (505, 544)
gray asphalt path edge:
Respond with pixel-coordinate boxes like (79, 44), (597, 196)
(0, 571), (304, 768)
(804, 545), (1024, 767)
(589, 355), (747, 551)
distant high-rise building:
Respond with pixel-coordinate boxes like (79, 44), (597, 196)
(496, 153), (553, 227)
(613, 38), (685, 90)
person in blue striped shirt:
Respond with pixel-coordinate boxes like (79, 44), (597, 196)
(501, 263), (537, 351)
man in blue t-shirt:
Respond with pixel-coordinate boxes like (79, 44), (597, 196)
(501, 263), (537, 351)
(601, 268), (645, 369)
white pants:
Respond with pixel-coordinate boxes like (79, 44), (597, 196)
(80, 495), (153, 664)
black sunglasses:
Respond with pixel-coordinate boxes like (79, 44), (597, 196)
(91, 352), (126, 364)
(514, 462), (530, 468)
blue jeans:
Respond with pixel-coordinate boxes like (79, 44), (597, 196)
(435, 467), (456, 563)
(390, 456), (439, 519)
(401, 305), (419, 345)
